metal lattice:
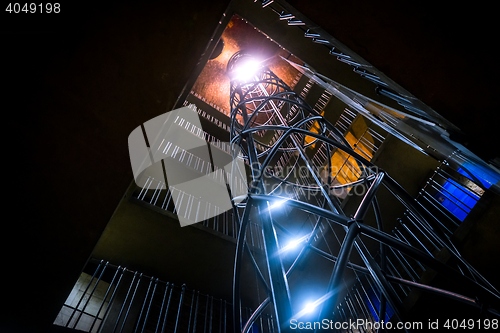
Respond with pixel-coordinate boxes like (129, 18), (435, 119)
(227, 51), (500, 333)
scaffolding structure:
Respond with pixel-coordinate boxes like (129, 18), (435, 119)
(227, 50), (500, 333)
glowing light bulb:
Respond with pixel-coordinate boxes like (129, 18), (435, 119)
(268, 198), (288, 210)
(286, 238), (302, 250)
(281, 236), (307, 253)
(233, 59), (261, 82)
(303, 302), (317, 314)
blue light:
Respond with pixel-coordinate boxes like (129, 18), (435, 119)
(437, 178), (479, 222)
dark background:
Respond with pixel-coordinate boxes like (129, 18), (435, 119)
(2, 1), (498, 332)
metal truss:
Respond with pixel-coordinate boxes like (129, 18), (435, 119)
(226, 51), (500, 333)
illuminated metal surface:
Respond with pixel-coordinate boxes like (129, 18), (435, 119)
(227, 50), (500, 333)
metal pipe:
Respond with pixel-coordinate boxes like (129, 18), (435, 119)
(353, 171), (385, 221)
(402, 212), (441, 251)
(90, 265), (124, 333)
(187, 290), (196, 333)
(119, 272), (143, 333)
(319, 222), (360, 320)
(203, 294), (210, 333)
(393, 228), (426, 272)
(174, 284), (186, 333)
(135, 277), (156, 333)
(112, 271), (138, 333)
(233, 198), (253, 332)
(260, 203), (293, 332)
(192, 291), (200, 333)
(354, 241), (403, 318)
(158, 282), (173, 333)
(359, 223), (500, 303)
(242, 298), (271, 333)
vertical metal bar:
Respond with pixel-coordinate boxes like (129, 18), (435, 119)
(219, 299), (223, 333)
(393, 229), (426, 271)
(203, 294), (209, 333)
(343, 295), (355, 320)
(140, 278), (159, 333)
(259, 315), (264, 333)
(137, 177), (151, 200)
(242, 298), (271, 333)
(418, 191), (457, 233)
(404, 212), (441, 251)
(393, 227), (412, 247)
(66, 260), (105, 328)
(383, 174), (453, 242)
(96, 266), (126, 333)
(150, 181), (162, 205)
(389, 234), (421, 280)
(356, 288), (374, 326)
(356, 278), (378, 322)
(89, 264), (122, 333)
(270, 314), (277, 333)
(112, 271), (138, 333)
(208, 296), (214, 333)
(162, 189), (171, 210)
(353, 171), (385, 221)
(187, 290), (196, 333)
(192, 291), (200, 333)
(354, 241), (403, 318)
(339, 304), (354, 333)
(135, 277), (155, 333)
(344, 305), (356, 333)
(155, 282), (169, 333)
(223, 300), (227, 333)
(400, 220), (433, 257)
(345, 295), (360, 324)
(74, 261), (110, 329)
(265, 314), (271, 333)
(371, 196), (388, 327)
(174, 284), (186, 333)
(388, 244), (417, 281)
(233, 200), (253, 333)
(351, 288), (370, 321)
(159, 283), (174, 333)
(385, 257), (410, 297)
(319, 222), (359, 321)
(119, 273), (143, 333)
(260, 203), (293, 332)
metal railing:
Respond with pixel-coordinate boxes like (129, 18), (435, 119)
(418, 164), (482, 229)
(131, 111), (253, 241)
(54, 259), (278, 333)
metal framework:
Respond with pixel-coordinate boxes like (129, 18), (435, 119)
(227, 51), (500, 333)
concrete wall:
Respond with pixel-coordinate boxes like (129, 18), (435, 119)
(91, 183), (237, 302)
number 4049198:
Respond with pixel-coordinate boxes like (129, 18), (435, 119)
(6, 3), (60, 13)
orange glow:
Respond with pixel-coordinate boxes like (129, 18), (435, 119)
(329, 116), (376, 186)
(304, 110), (325, 148)
(191, 14), (302, 117)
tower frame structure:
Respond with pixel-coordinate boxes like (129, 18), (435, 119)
(227, 50), (500, 333)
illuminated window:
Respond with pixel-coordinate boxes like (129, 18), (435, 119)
(436, 178), (480, 222)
